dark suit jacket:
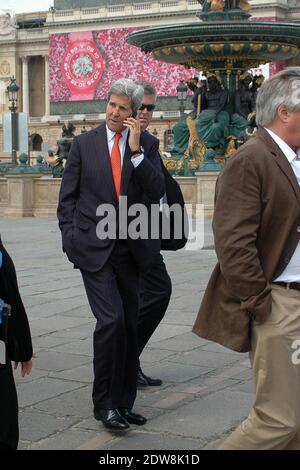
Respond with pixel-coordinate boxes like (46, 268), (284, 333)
(142, 132), (188, 251)
(193, 127), (300, 352)
(57, 123), (165, 272)
(0, 238), (32, 362)
(160, 160), (188, 251)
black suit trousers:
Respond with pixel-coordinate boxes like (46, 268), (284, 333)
(138, 253), (172, 357)
(81, 241), (139, 410)
(0, 362), (18, 450)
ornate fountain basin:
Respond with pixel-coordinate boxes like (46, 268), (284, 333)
(127, 22), (300, 71)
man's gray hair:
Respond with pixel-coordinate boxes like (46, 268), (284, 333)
(256, 67), (300, 127)
(136, 80), (157, 100)
(108, 78), (144, 113)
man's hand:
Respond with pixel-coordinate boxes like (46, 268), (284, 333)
(14, 358), (34, 377)
(123, 117), (141, 153)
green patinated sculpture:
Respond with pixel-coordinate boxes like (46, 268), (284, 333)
(171, 72), (263, 167)
(33, 156), (52, 174)
(172, 75), (230, 158)
(7, 154), (39, 174)
(230, 72), (256, 139)
(196, 76), (229, 150)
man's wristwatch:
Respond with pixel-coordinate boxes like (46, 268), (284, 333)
(131, 147), (143, 157)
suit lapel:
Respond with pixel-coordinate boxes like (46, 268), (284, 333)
(258, 127), (300, 205)
(92, 124), (117, 202)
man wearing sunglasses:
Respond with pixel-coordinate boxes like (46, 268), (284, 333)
(136, 81), (187, 387)
(135, 81), (171, 387)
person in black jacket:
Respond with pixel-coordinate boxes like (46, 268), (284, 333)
(136, 81), (187, 386)
(0, 236), (33, 450)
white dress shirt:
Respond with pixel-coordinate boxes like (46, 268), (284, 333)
(106, 125), (144, 168)
(265, 128), (300, 282)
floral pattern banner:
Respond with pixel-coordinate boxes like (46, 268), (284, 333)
(50, 28), (196, 102)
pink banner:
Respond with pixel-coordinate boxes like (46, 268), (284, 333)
(50, 28), (196, 102)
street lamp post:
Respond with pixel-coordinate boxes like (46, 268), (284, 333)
(6, 77), (20, 166)
(28, 132), (32, 167)
(176, 80), (188, 116)
(81, 118), (88, 134)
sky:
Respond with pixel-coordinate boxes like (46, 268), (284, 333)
(1, 0), (54, 14)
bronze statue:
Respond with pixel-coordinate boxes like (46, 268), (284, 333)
(203, 75), (229, 120)
(45, 122), (76, 178)
(61, 121), (76, 138)
(172, 73), (229, 157)
(227, 0), (238, 8)
(195, 74), (229, 150)
(228, 0), (251, 11)
(197, 0), (209, 11)
(187, 77), (206, 119)
(199, 0), (251, 12)
(250, 74), (265, 108)
(235, 72), (255, 118)
(209, 0), (225, 11)
(230, 72), (254, 139)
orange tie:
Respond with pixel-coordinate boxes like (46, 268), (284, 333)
(111, 132), (122, 199)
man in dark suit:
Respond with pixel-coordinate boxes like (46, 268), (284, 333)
(57, 79), (165, 431)
(136, 81), (187, 387)
(0, 237), (33, 450)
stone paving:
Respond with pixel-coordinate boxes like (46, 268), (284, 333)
(0, 217), (253, 450)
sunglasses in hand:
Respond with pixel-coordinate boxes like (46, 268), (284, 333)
(139, 104), (156, 112)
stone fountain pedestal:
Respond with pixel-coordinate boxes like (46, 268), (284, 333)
(0, 172), (218, 219)
(176, 171), (219, 218)
(4, 173), (42, 217)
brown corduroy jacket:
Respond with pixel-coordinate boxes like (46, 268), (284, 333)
(193, 127), (300, 352)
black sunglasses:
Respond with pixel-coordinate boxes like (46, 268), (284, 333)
(139, 104), (156, 111)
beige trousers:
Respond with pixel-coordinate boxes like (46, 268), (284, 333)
(220, 284), (300, 450)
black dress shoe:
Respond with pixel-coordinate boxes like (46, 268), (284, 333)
(94, 408), (129, 430)
(118, 408), (147, 426)
(137, 367), (162, 387)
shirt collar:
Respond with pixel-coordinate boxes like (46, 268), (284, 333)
(106, 125), (128, 143)
(265, 128), (298, 163)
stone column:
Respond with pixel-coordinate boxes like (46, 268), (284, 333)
(44, 55), (50, 116)
(21, 56), (29, 115)
(195, 171), (219, 218)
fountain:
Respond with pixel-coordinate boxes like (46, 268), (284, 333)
(127, 0), (300, 175)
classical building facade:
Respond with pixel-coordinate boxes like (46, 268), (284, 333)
(0, 0), (299, 157)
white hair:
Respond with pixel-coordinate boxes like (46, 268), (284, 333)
(256, 67), (300, 127)
(136, 80), (157, 100)
(108, 78), (144, 113)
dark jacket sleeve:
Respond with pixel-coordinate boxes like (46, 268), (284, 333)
(0, 239), (33, 362)
(133, 133), (165, 201)
(57, 137), (81, 236)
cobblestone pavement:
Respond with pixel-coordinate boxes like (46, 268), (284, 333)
(0, 218), (253, 450)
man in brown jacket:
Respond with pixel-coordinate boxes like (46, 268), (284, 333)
(193, 67), (300, 450)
